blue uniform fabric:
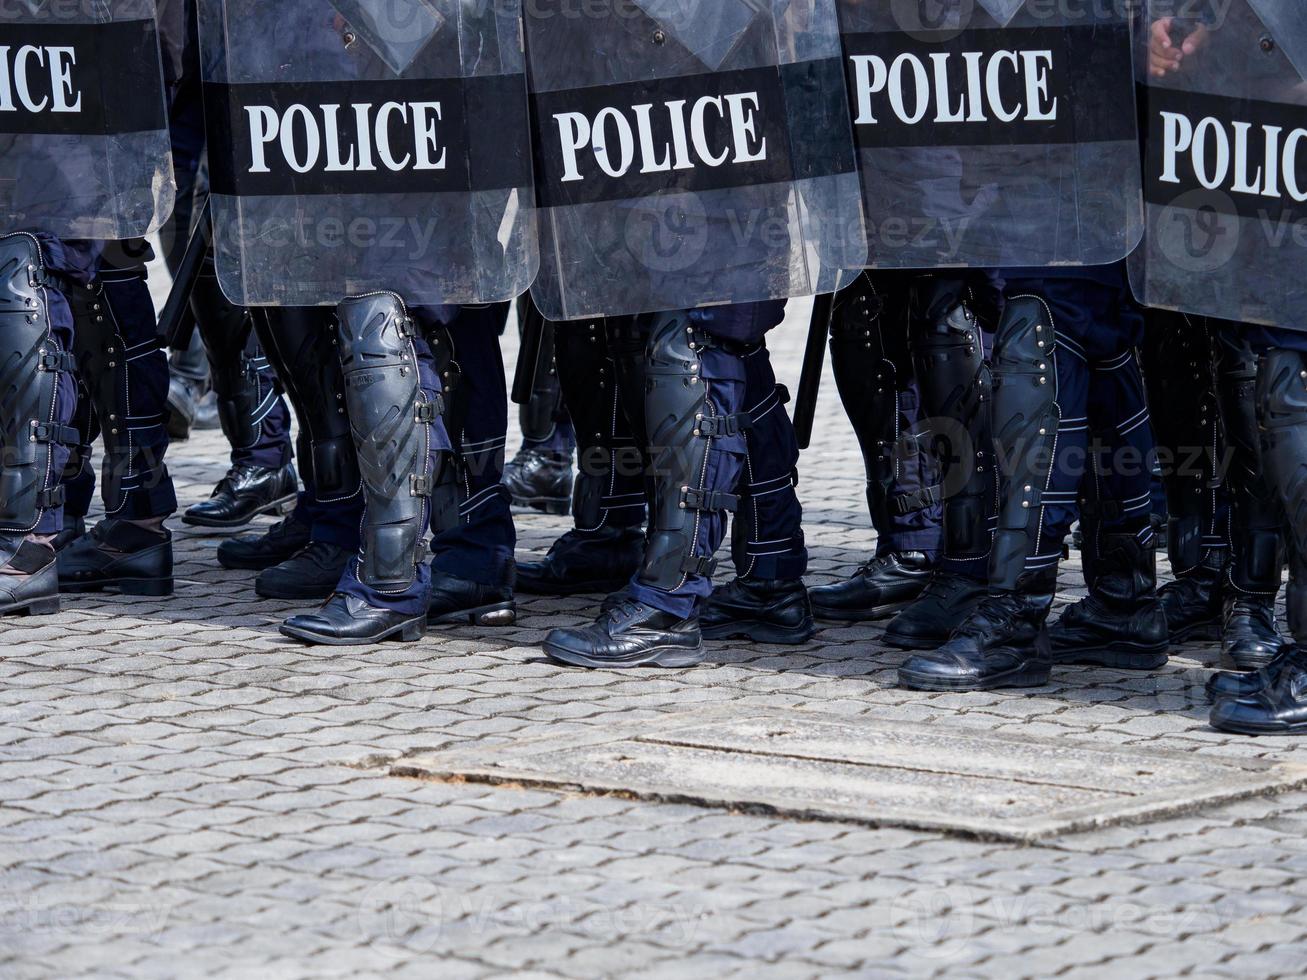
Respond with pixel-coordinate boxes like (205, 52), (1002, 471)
(629, 301), (794, 618)
(63, 253), (177, 523)
(997, 266), (1157, 577)
(732, 341), (808, 582)
(334, 304), (515, 614)
(429, 304), (517, 589)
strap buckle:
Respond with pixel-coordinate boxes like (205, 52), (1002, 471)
(38, 350), (75, 373)
(892, 485), (944, 515)
(680, 554), (718, 578)
(410, 474), (432, 497)
(679, 487), (739, 513)
(29, 421), (80, 446)
(693, 412), (751, 438)
(37, 486), (65, 509)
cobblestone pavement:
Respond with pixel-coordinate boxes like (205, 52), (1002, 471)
(4, 305), (1307, 978)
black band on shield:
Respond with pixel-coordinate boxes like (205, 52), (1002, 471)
(0, 20), (167, 136)
(205, 74), (532, 197)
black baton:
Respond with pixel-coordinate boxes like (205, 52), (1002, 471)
(511, 293), (547, 406)
(794, 291), (835, 451)
(158, 195), (212, 351)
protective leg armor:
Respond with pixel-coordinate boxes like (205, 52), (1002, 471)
(336, 293), (439, 593)
(193, 256), (265, 450)
(256, 308), (361, 503)
(0, 234), (74, 549)
(908, 276), (994, 567)
(520, 319), (567, 446)
(624, 311), (744, 593)
(988, 296), (1060, 591)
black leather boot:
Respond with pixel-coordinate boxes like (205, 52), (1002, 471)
(503, 448), (573, 515)
(809, 552), (932, 622)
(217, 517), (312, 571)
(255, 540), (351, 600)
(517, 526), (645, 595)
(427, 571), (517, 626)
(1050, 533), (1169, 670)
(898, 573), (1057, 691)
(183, 463), (299, 528)
(53, 516), (86, 553)
(1210, 648), (1307, 735)
(1158, 557), (1224, 643)
(1222, 595), (1287, 671)
(280, 593), (426, 646)
(701, 578), (816, 644)
(1207, 644), (1301, 702)
(0, 537), (60, 616)
(58, 519), (173, 596)
(882, 568), (989, 649)
(544, 597), (704, 668)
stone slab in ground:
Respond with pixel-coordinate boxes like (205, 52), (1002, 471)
(393, 707), (1307, 843)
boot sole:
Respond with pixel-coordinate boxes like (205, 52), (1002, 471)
(702, 618), (817, 645)
(1052, 642), (1170, 670)
(181, 493), (299, 529)
(542, 641), (705, 669)
(61, 577), (174, 597)
(897, 664), (1052, 692)
(510, 495), (571, 516)
(0, 595), (60, 616)
(811, 600), (911, 624)
(1210, 715), (1307, 736)
(428, 601), (517, 627)
(279, 616), (426, 646)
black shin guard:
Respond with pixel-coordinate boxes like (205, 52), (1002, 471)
(909, 276), (993, 566)
(988, 296), (1059, 591)
(1258, 350), (1307, 642)
(0, 234), (72, 552)
(336, 293), (436, 592)
(256, 307), (361, 503)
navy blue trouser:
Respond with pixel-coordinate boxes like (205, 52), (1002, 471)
(626, 300), (805, 618)
(336, 304), (515, 615)
(998, 271), (1156, 578)
(63, 253), (176, 523)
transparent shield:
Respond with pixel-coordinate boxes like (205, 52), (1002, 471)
(1129, 0), (1307, 330)
(201, 0), (537, 307)
(841, 0), (1143, 269)
(0, 0), (175, 239)
(526, 0), (866, 321)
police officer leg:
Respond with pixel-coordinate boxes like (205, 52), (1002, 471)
(503, 302), (576, 515)
(1212, 327), (1287, 671)
(58, 252), (176, 596)
(900, 287), (1075, 690)
(544, 308), (755, 668)
(56, 382), (95, 550)
(0, 233), (78, 614)
(1141, 310), (1227, 642)
(517, 318), (646, 596)
(1049, 299), (1168, 669)
(221, 308), (363, 601)
(701, 337), (815, 644)
(281, 293), (442, 645)
(884, 274), (995, 649)
(423, 304), (518, 626)
(807, 274), (939, 623)
(182, 255), (298, 528)
(1211, 344), (1307, 734)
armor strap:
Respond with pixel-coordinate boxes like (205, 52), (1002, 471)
(891, 485), (943, 515)
(679, 487), (739, 513)
(693, 412), (751, 438)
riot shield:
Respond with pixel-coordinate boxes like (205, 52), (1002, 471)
(839, 0), (1142, 268)
(1130, 0), (1307, 331)
(200, 0), (536, 307)
(525, 0), (866, 321)
(0, 0), (175, 239)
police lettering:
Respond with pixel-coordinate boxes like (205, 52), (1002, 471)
(244, 100), (447, 174)
(552, 92), (768, 183)
(849, 49), (1057, 126)
(0, 44), (82, 114)
(1159, 111), (1307, 202)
